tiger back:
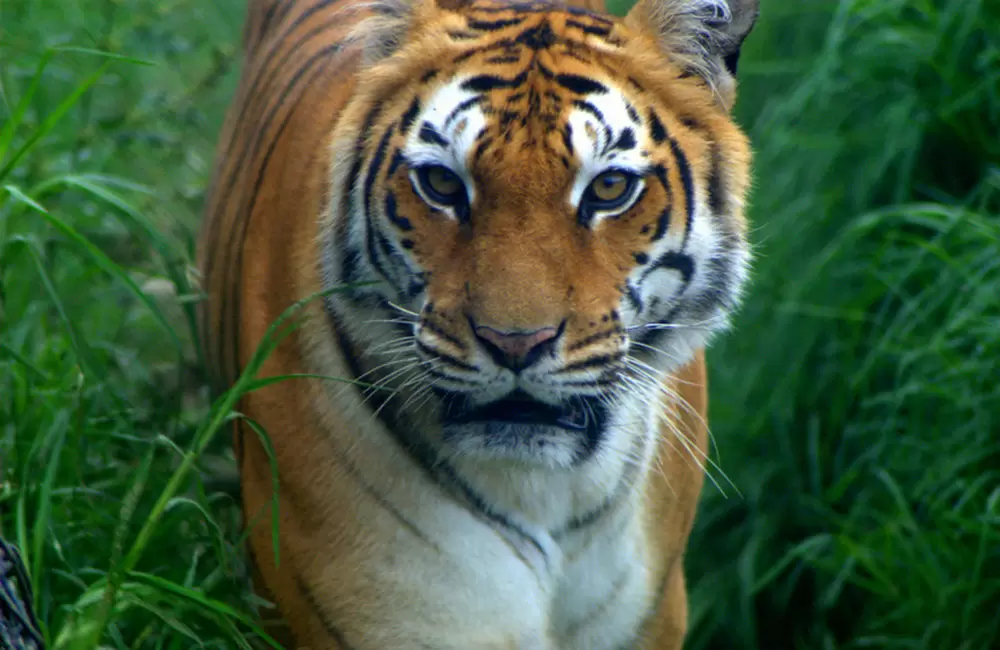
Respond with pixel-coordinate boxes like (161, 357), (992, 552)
(198, 0), (757, 647)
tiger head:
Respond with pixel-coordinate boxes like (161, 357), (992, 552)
(323, 0), (756, 468)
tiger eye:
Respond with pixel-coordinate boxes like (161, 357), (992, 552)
(590, 172), (629, 202)
(425, 166), (463, 197)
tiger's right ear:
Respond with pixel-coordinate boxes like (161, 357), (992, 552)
(359, 0), (474, 65)
(624, 0), (759, 108)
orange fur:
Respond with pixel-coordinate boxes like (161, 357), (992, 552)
(199, 0), (755, 647)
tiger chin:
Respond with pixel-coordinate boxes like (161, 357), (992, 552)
(198, 0), (757, 647)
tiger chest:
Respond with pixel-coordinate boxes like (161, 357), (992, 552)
(420, 510), (654, 650)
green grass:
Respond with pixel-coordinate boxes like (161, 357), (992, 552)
(1, 0), (998, 648)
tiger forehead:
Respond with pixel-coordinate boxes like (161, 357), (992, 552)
(447, 4), (623, 65)
(433, 12), (628, 134)
(391, 6), (644, 188)
(458, 0), (619, 38)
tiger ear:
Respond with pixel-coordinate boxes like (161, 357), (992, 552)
(624, 0), (759, 109)
(359, 0), (474, 65)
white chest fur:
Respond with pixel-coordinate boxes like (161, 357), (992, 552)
(405, 500), (653, 650)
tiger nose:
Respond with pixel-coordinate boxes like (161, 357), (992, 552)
(471, 320), (563, 371)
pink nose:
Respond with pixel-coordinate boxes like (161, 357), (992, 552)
(473, 322), (561, 370)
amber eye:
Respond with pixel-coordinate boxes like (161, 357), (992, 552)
(583, 170), (639, 213)
(417, 165), (466, 206)
(591, 172), (629, 200)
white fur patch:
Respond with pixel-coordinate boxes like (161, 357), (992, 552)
(403, 77), (487, 206)
(567, 89), (650, 216)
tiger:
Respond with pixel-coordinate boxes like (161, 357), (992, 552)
(197, 0), (757, 647)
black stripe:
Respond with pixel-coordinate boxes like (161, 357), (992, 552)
(667, 135), (695, 248)
(384, 192), (413, 231)
(345, 449), (439, 546)
(339, 241), (364, 286)
(651, 163), (672, 241)
(697, 255), (735, 313)
(297, 577), (356, 649)
(472, 131), (492, 166)
(556, 378), (620, 390)
(514, 21), (557, 49)
(439, 462), (549, 561)
(566, 328), (618, 352)
(559, 500), (620, 537)
(448, 29), (481, 40)
(485, 54), (521, 64)
(645, 250), (695, 285)
(386, 149), (404, 177)
(418, 122), (449, 146)
(680, 115), (703, 131)
(444, 96), (484, 128)
(562, 123), (574, 157)
(468, 2), (544, 13)
(338, 105), (382, 290)
(625, 102), (640, 124)
(467, 17), (524, 30)
(400, 96), (421, 133)
(328, 307), (371, 389)
(648, 108), (667, 143)
(405, 276), (425, 298)
(707, 142), (726, 217)
(426, 366), (473, 382)
(347, 106), (382, 190)
(535, 61), (556, 79)
(373, 217), (405, 282)
(565, 19), (611, 37)
(247, 2), (279, 53)
(416, 341), (478, 371)
(610, 127), (636, 152)
(453, 37), (518, 63)
(461, 70), (529, 92)
(421, 317), (466, 350)
(555, 73), (607, 95)
(559, 354), (623, 373)
(363, 125), (397, 283)
(625, 282), (643, 313)
(563, 569), (631, 636)
(572, 99), (603, 121)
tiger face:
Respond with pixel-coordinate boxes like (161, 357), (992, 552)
(324, 0), (752, 469)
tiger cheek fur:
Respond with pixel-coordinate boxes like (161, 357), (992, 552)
(199, 0), (757, 648)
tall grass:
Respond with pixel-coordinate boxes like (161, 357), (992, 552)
(0, 1), (267, 647)
(686, 1), (1000, 648)
(1, 0), (997, 648)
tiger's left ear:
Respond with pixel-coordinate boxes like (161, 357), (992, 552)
(624, 0), (759, 109)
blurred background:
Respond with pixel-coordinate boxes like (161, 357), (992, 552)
(1, 0), (997, 648)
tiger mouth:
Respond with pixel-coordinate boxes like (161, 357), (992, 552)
(441, 390), (604, 435)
